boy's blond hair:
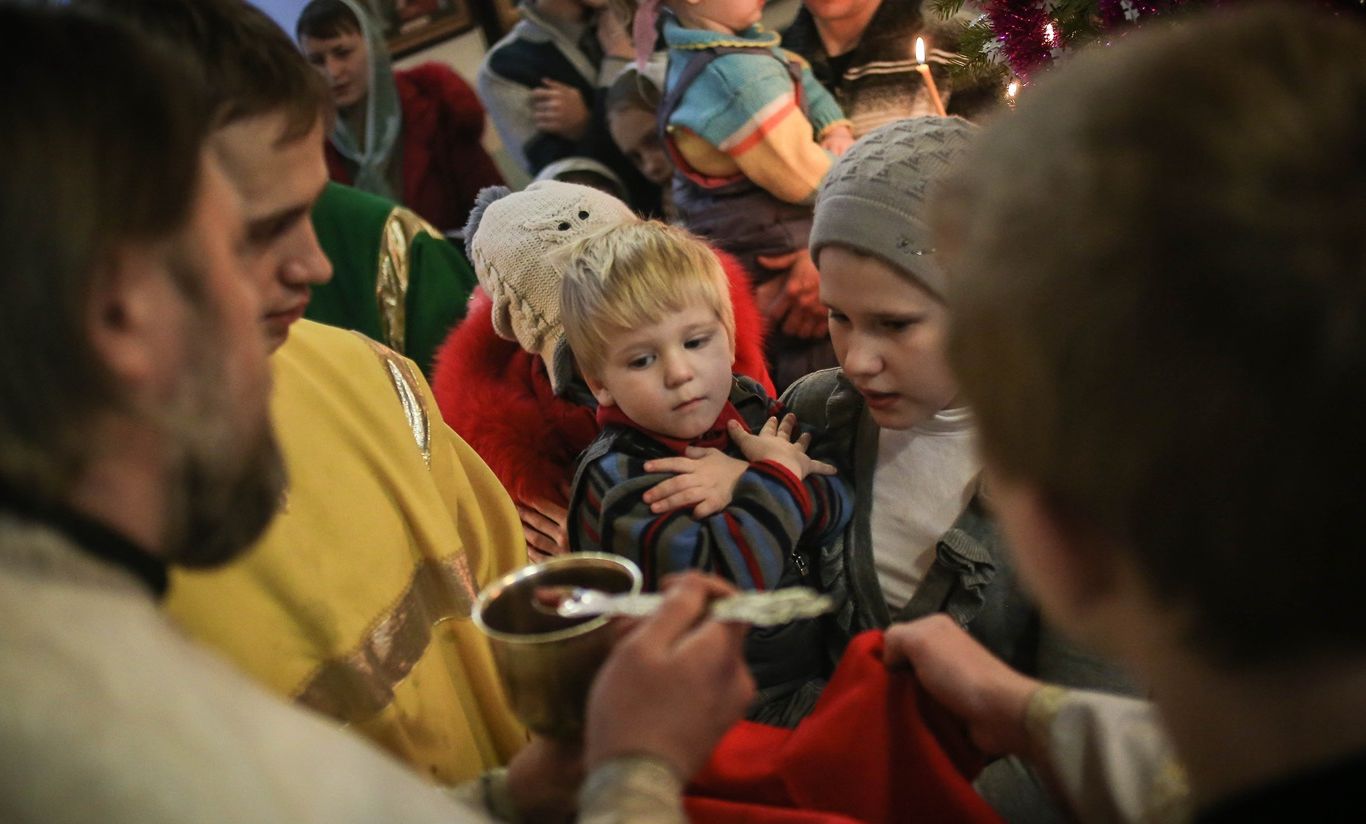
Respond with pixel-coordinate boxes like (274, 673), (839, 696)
(560, 220), (735, 379)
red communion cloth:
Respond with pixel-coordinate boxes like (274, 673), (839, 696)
(684, 630), (1004, 824)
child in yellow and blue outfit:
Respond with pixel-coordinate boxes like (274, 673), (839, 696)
(621, 0), (854, 390)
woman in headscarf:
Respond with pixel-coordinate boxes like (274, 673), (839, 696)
(297, 0), (504, 233)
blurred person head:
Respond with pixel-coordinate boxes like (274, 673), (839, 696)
(297, 0), (370, 111)
(82, 0), (336, 352)
(297, 0), (402, 202)
(606, 64), (672, 186)
(0, 3), (283, 566)
(936, 5), (1366, 669)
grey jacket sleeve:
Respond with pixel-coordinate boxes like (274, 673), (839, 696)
(477, 66), (539, 175)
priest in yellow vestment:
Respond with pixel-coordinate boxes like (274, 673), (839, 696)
(168, 319), (528, 784)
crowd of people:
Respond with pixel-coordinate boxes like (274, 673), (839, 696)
(2, 0), (1364, 822)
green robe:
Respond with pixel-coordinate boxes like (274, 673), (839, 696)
(307, 182), (476, 375)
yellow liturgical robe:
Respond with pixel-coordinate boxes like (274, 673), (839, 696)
(166, 320), (528, 784)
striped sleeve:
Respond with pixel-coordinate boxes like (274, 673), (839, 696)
(794, 56), (852, 137)
(666, 51), (834, 204)
(724, 113), (831, 205)
(574, 451), (830, 592)
(801, 471), (853, 547)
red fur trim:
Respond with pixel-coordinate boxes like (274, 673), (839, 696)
(718, 247), (775, 397)
(431, 291), (594, 506)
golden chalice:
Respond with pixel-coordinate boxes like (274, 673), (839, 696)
(473, 553), (642, 741)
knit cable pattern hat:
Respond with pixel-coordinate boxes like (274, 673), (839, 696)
(466, 181), (637, 390)
(810, 116), (977, 300)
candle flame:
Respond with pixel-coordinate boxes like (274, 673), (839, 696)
(1044, 23), (1056, 44)
(915, 36), (926, 65)
(1007, 81), (1019, 98)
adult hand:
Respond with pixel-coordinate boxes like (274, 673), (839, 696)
(504, 736), (584, 823)
(531, 79), (591, 140)
(641, 447), (749, 518)
(518, 492), (570, 561)
(884, 614), (1043, 758)
(729, 414), (837, 480)
(584, 572), (754, 779)
(755, 250), (828, 340)
(596, 8), (634, 60)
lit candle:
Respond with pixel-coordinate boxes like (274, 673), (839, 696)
(915, 36), (948, 117)
(1006, 80), (1019, 109)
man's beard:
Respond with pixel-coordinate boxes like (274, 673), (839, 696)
(164, 420), (286, 569)
(157, 270), (287, 569)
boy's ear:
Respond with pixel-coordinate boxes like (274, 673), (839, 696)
(584, 372), (616, 408)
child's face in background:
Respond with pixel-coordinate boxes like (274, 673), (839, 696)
(680, 0), (764, 34)
(587, 302), (736, 439)
(609, 106), (673, 185)
(820, 245), (959, 430)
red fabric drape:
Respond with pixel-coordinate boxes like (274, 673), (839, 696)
(684, 631), (1004, 824)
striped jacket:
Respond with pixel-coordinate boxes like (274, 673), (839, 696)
(567, 375), (853, 724)
(567, 376), (850, 592)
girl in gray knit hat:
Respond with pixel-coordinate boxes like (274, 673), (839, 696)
(781, 116), (1138, 822)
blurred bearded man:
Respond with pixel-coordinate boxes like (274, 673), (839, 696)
(0, 5), (752, 822)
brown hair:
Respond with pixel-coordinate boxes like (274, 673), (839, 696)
(0, 4), (212, 500)
(606, 66), (662, 117)
(76, 0), (331, 141)
(296, 0), (363, 41)
(937, 4), (1366, 666)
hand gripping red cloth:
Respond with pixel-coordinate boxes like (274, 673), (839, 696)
(683, 630), (1004, 824)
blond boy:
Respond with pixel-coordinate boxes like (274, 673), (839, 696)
(561, 220), (851, 725)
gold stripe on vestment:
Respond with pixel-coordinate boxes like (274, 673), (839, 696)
(376, 206), (442, 356)
(353, 331), (432, 467)
(291, 552), (480, 723)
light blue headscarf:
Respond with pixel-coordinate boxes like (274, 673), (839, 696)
(329, 0), (402, 201)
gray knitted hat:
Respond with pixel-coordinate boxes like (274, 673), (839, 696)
(810, 116), (977, 299)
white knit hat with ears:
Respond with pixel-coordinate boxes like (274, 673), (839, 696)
(465, 181), (638, 390)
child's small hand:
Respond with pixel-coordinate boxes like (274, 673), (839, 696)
(642, 448), (749, 518)
(820, 125), (855, 156)
(730, 414), (838, 481)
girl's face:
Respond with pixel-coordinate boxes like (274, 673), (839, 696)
(608, 106), (672, 185)
(301, 28), (370, 110)
(820, 244), (960, 430)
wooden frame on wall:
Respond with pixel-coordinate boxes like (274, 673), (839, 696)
(370, 0), (474, 57)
